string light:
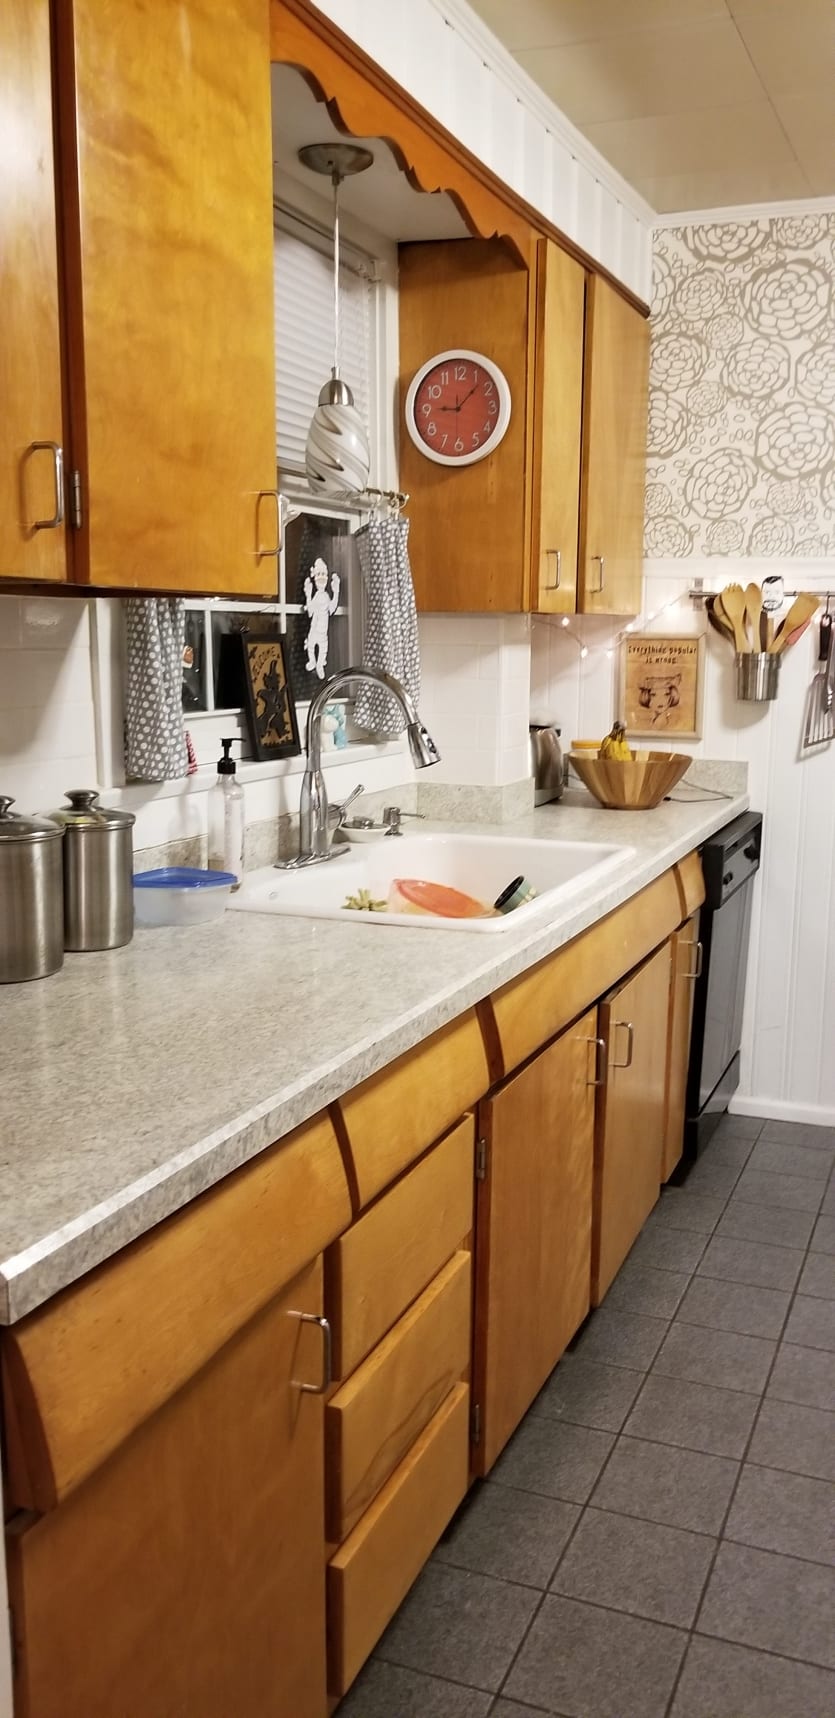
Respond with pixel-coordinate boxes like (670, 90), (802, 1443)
(533, 590), (698, 666)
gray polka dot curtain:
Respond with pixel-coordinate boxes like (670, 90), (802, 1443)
(354, 515), (420, 736)
(124, 598), (189, 782)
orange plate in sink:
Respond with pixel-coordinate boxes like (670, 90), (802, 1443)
(388, 879), (495, 919)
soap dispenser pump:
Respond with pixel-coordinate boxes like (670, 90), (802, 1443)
(208, 737), (245, 888)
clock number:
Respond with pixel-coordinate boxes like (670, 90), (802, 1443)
(484, 379), (494, 395)
(454, 363), (468, 381)
(426, 422), (437, 437)
(483, 420), (492, 434)
(487, 398), (498, 416)
(421, 402), (431, 417)
(454, 437), (465, 453)
(428, 384), (442, 400)
(471, 432), (480, 447)
(440, 433), (448, 449)
(440, 369), (449, 385)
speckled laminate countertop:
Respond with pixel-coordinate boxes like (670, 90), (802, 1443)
(0, 786), (748, 1322)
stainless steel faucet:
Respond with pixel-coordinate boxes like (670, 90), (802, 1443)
(277, 667), (440, 869)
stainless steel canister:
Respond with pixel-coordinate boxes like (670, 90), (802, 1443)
(50, 790), (136, 951)
(735, 652), (781, 703)
(0, 797), (65, 982)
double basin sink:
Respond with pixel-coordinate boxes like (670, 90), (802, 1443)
(230, 832), (634, 935)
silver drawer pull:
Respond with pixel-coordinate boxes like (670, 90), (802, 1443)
(30, 441), (64, 529)
(686, 941), (703, 981)
(581, 1034), (606, 1086)
(611, 1019), (634, 1069)
(545, 548), (562, 590)
(590, 553), (605, 593)
(256, 488), (281, 559)
(289, 1311), (332, 1394)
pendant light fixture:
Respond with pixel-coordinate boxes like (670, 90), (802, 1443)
(298, 142), (374, 499)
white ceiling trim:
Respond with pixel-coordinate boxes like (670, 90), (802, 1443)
(430, 0), (655, 229)
(653, 193), (835, 229)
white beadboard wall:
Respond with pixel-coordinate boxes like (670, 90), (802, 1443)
(309, 0), (654, 301)
(530, 560), (835, 1125)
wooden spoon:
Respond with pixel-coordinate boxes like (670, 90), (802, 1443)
(744, 582), (762, 653)
(721, 583), (751, 653)
(706, 595), (734, 644)
(768, 592), (820, 653)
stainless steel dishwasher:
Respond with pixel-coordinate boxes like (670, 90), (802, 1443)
(682, 810), (763, 1163)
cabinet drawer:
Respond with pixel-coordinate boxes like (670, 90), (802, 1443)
(327, 1249), (471, 1541)
(336, 1011), (488, 1206)
(327, 1114), (474, 1379)
(327, 1382), (470, 1697)
(488, 867), (682, 1074)
(2, 1112), (350, 1512)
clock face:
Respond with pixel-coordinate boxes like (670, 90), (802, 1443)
(404, 349), (512, 467)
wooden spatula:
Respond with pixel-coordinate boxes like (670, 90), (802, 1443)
(720, 583), (751, 653)
(744, 583), (762, 653)
(768, 592), (820, 653)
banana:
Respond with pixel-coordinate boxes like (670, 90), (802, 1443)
(598, 722), (632, 762)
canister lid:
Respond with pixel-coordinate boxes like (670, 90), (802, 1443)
(50, 789), (136, 830)
(0, 796), (63, 843)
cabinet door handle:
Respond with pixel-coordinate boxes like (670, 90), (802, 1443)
(590, 554), (605, 593)
(581, 1034), (606, 1086)
(30, 441), (65, 529)
(545, 548), (562, 590)
(685, 941), (703, 980)
(289, 1311), (332, 1394)
(611, 1019), (634, 1069)
(256, 488), (281, 559)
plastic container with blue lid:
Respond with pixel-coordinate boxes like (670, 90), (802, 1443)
(133, 867), (238, 928)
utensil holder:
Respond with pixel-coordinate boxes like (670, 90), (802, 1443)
(736, 652), (780, 703)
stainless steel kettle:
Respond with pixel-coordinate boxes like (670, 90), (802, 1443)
(529, 724), (566, 805)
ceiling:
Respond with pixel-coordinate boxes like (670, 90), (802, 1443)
(271, 65), (469, 242)
(467, 0), (835, 213)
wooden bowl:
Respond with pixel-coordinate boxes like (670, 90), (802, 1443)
(569, 750), (690, 810)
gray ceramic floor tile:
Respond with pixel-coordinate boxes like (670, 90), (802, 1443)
(670, 1634), (835, 1718)
(551, 1506), (715, 1627)
(705, 1136), (756, 1171)
(376, 1564), (539, 1694)
(627, 1226), (708, 1275)
(435, 1481), (579, 1589)
(767, 1342), (835, 1411)
(650, 1189), (726, 1234)
(811, 1214), (835, 1255)
(697, 1541), (835, 1669)
(590, 1436), (738, 1534)
(489, 1415), (614, 1504)
(624, 1373), (758, 1458)
(676, 1159), (742, 1200)
(697, 1234), (804, 1291)
(505, 1594), (686, 1718)
(733, 1168), (824, 1213)
(532, 1357), (643, 1433)
(798, 1251), (835, 1300)
(747, 1139), (834, 1180)
(760, 1119), (835, 1151)
(491, 1704), (550, 1718)
(714, 1114), (764, 1139)
(570, 1307), (668, 1370)
(726, 1462), (835, 1566)
(717, 1200), (816, 1250)
(749, 1397), (835, 1482)
(654, 1321), (776, 1394)
(822, 1180), (835, 1215)
(783, 1294), (835, 1352)
(605, 1263), (689, 1319)
(676, 1276), (789, 1339)
(338, 1660), (492, 1717)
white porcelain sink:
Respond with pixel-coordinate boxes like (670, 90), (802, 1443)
(230, 833), (634, 934)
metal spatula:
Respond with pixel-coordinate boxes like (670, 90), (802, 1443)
(802, 612), (834, 750)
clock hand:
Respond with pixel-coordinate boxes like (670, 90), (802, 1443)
(459, 384), (479, 407)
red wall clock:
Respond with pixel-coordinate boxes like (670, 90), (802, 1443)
(404, 348), (512, 467)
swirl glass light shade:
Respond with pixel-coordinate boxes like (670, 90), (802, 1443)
(305, 374), (371, 499)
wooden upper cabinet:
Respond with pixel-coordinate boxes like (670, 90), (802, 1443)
(579, 276), (650, 617)
(399, 239), (531, 613)
(530, 240), (585, 615)
(53, 0), (278, 594)
(0, 0), (68, 584)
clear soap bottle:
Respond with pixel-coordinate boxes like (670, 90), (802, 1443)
(208, 737), (245, 889)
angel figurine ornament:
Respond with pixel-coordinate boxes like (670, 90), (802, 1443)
(304, 556), (340, 680)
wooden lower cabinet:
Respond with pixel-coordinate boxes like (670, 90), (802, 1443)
(662, 911), (701, 1182)
(7, 1262), (329, 1718)
(473, 1007), (598, 1474)
(592, 942), (673, 1303)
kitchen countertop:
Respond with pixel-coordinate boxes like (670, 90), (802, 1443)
(0, 786), (748, 1322)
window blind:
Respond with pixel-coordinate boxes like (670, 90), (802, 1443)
(274, 225), (372, 475)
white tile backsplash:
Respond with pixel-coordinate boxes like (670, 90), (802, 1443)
(419, 612), (531, 790)
(0, 596), (98, 812)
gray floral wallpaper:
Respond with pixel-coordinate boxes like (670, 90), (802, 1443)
(646, 214), (835, 558)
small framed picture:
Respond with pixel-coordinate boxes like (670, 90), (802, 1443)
(620, 634), (704, 741)
(240, 633), (301, 761)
